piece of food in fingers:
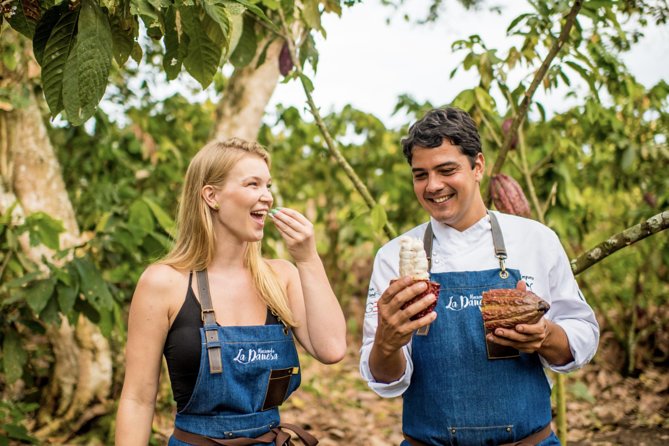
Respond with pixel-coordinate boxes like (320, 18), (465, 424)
(480, 288), (550, 330)
(391, 236), (440, 321)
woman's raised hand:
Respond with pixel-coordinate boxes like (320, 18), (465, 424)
(269, 207), (317, 262)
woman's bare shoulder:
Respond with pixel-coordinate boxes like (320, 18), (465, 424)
(133, 264), (190, 310)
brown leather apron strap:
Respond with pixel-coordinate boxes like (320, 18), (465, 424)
(173, 424), (318, 446)
(403, 423), (552, 446)
(196, 270), (223, 374)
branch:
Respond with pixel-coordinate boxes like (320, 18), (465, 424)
(278, 11), (397, 240)
(571, 210), (669, 275)
(486, 0), (583, 205)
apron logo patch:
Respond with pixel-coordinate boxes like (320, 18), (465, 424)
(444, 293), (482, 311)
(233, 348), (279, 364)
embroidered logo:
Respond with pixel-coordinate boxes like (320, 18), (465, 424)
(444, 293), (482, 311)
(522, 275), (535, 290)
(233, 348), (279, 364)
(365, 287), (380, 317)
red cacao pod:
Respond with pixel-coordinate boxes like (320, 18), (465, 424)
(480, 288), (550, 330)
(489, 173), (531, 218)
(279, 42), (293, 76)
(390, 278), (440, 321)
(501, 118), (519, 149)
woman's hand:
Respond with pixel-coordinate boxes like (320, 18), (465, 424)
(269, 207), (317, 263)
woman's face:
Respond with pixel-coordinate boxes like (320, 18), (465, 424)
(212, 154), (274, 242)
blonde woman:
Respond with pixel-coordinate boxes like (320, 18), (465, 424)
(116, 138), (347, 445)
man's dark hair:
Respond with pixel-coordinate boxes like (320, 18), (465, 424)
(401, 107), (482, 167)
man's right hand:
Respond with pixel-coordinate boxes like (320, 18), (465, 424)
(369, 276), (437, 383)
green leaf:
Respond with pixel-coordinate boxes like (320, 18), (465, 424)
(7, 0), (41, 38)
(74, 257), (114, 311)
(202, 0), (232, 55)
(41, 8), (80, 116)
(110, 15), (136, 66)
(370, 204), (387, 233)
(230, 15), (257, 68)
(25, 212), (64, 250)
(142, 197), (175, 237)
(299, 73), (314, 93)
(233, 0), (278, 32)
(39, 296), (60, 325)
(2, 330), (27, 384)
(56, 283), (78, 315)
(32, 3), (68, 66)
(24, 276), (56, 315)
(179, 6), (222, 88)
(130, 0), (162, 36)
(302, 0), (321, 31)
(128, 199), (155, 235)
(226, 7), (244, 57)
(162, 6), (182, 80)
(62, 0), (114, 125)
(2, 422), (35, 442)
(474, 86), (494, 113)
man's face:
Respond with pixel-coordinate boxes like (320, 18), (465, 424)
(411, 140), (485, 231)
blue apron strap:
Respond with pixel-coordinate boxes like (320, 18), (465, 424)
(196, 270), (223, 374)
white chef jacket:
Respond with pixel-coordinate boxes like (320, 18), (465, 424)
(360, 211), (600, 397)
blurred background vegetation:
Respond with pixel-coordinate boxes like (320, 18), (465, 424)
(1, 0), (667, 444)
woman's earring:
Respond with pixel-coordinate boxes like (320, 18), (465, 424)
(213, 203), (220, 210)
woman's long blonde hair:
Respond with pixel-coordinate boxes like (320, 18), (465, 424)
(161, 138), (296, 327)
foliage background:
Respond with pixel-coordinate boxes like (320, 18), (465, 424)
(1, 0), (668, 444)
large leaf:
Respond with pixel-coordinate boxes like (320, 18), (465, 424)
(110, 14), (137, 66)
(62, 0), (114, 125)
(2, 330), (27, 384)
(179, 6), (221, 88)
(202, 0), (232, 56)
(32, 2), (68, 66)
(74, 256), (114, 311)
(7, 0), (41, 38)
(143, 197), (175, 236)
(230, 14), (257, 68)
(130, 0), (163, 37)
(41, 8), (80, 116)
(24, 276), (57, 315)
(128, 199), (154, 237)
(162, 6), (182, 80)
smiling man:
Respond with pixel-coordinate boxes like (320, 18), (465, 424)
(360, 107), (599, 446)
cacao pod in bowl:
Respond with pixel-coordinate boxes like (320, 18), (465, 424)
(390, 278), (440, 321)
(480, 288), (550, 330)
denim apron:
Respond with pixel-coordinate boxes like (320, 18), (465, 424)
(169, 270), (302, 446)
(402, 213), (559, 446)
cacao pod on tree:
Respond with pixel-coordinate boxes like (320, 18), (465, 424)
(489, 173), (532, 218)
(501, 118), (519, 150)
(480, 288), (550, 330)
(279, 42), (293, 76)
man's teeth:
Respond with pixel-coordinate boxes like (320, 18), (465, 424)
(433, 196), (450, 203)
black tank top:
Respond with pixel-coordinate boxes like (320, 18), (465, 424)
(163, 273), (280, 410)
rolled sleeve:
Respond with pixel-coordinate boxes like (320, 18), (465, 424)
(360, 344), (413, 397)
(542, 233), (600, 373)
(359, 243), (413, 397)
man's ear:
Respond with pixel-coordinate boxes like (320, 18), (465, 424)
(201, 185), (218, 208)
(474, 153), (485, 182)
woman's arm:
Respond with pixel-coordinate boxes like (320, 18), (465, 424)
(269, 208), (346, 364)
(115, 265), (177, 445)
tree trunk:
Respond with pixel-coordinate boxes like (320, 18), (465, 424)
(213, 37), (284, 141)
(0, 29), (112, 440)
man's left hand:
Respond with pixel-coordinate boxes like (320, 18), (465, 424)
(486, 318), (549, 354)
